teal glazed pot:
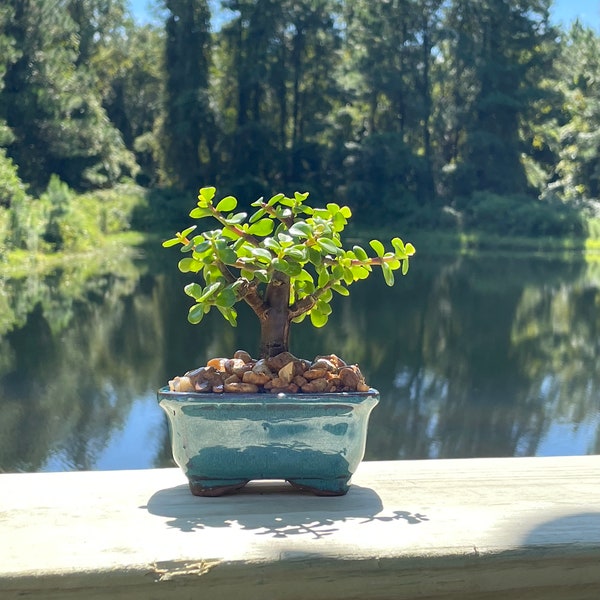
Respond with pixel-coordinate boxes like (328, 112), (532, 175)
(157, 387), (379, 496)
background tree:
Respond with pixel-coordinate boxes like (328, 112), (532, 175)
(442, 0), (555, 198)
(541, 23), (600, 202)
(0, 0), (135, 192)
(341, 0), (443, 223)
(160, 0), (216, 190)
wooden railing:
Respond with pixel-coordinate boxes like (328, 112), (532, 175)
(1, 456), (599, 599)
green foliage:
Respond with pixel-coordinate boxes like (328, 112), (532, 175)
(163, 187), (415, 335)
(455, 192), (585, 237)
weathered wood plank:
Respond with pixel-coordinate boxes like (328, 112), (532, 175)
(1, 456), (599, 599)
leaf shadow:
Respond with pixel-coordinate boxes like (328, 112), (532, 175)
(142, 480), (429, 538)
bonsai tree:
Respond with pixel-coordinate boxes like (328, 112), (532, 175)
(163, 186), (415, 360)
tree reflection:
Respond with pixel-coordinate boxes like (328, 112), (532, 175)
(0, 246), (598, 472)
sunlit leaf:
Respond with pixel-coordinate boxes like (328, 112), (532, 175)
(249, 208), (266, 223)
(352, 245), (368, 261)
(267, 193), (284, 207)
(288, 221), (312, 238)
(317, 237), (339, 255)
(226, 212), (247, 224)
(198, 187), (216, 206)
(184, 282), (202, 299)
(248, 218), (275, 236)
(249, 247), (273, 262)
(199, 281), (222, 301)
(215, 287), (237, 308)
(162, 237), (180, 247)
(369, 239), (385, 257)
(382, 263), (395, 286)
(402, 259), (410, 275)
(332, 283), (349, 296)
(309, 309), (327, 328)
(272, 258), (291, 274)
(190, 206), (212, 218)
(216, 195), (237, 212)
(263, 238), (281, 252)
(317, 268), (329, 288)
(188, 303), (205, 324)
(178, 257), (201, 272)
(217, 305), (238, 327)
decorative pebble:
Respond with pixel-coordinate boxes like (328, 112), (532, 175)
(167, 350), (371, 394)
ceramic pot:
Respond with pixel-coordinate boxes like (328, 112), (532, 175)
(157, 387), (379, 496)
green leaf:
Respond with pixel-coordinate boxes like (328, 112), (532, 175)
(215, 287), (237, 308)
(310, 310), (328, 328)
(178, 257), (201, 273)
(369, 239), (385, 257)
(199, 282), (222, 301)
(249, 208), (266, 223)
(340, 206), (352, 218)
(272, 258), (291, 274)
(162, 237), (180, 248)
(285, 260), (303, 276)
(296, 269), (314, 282)
(278, 233), (293, 246)
(198, 187), (217, 208)
(391, 237), (405, 254)
(352, 245), (368, 261)
(351, 265), (370, 280)
(180, 225), (197, 237)
(332, 283), (350, 296)
(184, 282), (203, 299)
(216, 195), (237, 212)
(317, 268), (329, 288)
(263, 238), (281, 252)
(317, 237), (339, 255)
(226, 212), (247, 224)
(181, 239), (195, 252)
(255, 269), (269, 283)
(343, 267), (354, 285)
(249, 247), (273, 262)
(217, 305), (238, 327)
(405, 242), (416, 255)
(215, 246), (237, 265)
(188, 303), (205, 324)
(284, 246), (307, 261)
(402, 259), (410, 275)
(190, 206), (212, 218)
(317, 299), (332, 315)
(193, 240), (211, 254)
(248, 218), (275, 236)
(308, 247), (322, 266)
(288, 221), (312, 238)
(382, 263), (395, 286)
(267, 193), (284, 207)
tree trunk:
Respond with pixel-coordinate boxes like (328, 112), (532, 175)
(258, 272), (291, 358)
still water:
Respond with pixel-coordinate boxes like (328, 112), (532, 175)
(0, 245), (599, 472)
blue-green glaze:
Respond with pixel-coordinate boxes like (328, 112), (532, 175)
(157, 388), (379, 496)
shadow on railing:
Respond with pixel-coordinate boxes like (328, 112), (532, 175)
(143, 481), (429, 537)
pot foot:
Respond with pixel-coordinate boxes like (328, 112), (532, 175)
(188, 479), (249, 497)
(287, 477), (350, 496)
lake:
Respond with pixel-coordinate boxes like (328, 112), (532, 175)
(0, 243), (599, 473)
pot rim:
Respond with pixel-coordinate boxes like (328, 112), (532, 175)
(157, 386), (379, 405)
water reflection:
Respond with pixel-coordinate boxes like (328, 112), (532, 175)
(0, 247), (598, 472)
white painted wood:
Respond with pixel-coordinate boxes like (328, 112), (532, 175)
(1, 456), (599, 599)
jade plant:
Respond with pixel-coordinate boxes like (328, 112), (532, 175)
(163, 187), (414, 393)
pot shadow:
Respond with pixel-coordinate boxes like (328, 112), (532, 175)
(142, 480), (429, 537)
